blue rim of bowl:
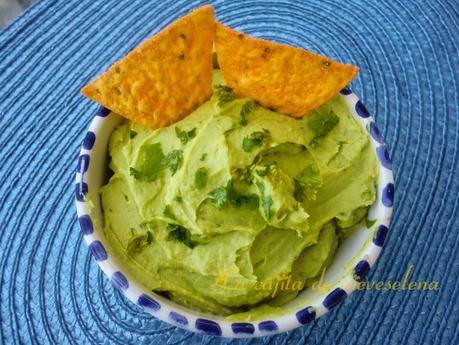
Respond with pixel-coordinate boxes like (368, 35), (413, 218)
(75, 89), (394, 338)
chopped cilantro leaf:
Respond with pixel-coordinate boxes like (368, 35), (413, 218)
(295, 165), (322, 186)
(307, 110), (340, 136)
(208, 184), (230, 209)
(127, 231), (153, 256)
(242, 131), (269, 152)
(365, 219), (377, 228)
(167, 224), (197, 249)
(194, 167), (209, 190)
(256, 181), (272, 220)
(175, 127), (197, 145)
(129, 130), (138, 139)
(209, 180), (259, 210)
(237, 167), (253, 184)
(215, 84), (236, 107)
(162, 149), (183, 175)
(129, 143), (165, 181)
(307, 110), (339, 146)
(146, 231), (153, 245)
(233, 193), (259, 209)
(293, 164), (322, 201)
(175, 195), (183, 203)
(129, 167), (153, 182)
(240, 100), (257, 125)
(163, 205), (176, 220)
(200, 153), (207, 161)
(293, 180), (304, 202)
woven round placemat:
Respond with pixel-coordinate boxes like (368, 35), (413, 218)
(0, 0), (458, 344)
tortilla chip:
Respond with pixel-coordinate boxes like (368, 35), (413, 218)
(81, 6), (215, 129)
(215, 23), (358, 117)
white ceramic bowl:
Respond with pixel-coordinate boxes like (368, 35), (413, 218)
(75, 89), (394, 338)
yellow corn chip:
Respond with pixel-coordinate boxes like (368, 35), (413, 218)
(81, 6), (215, 129)
(215, 24), (359, 117)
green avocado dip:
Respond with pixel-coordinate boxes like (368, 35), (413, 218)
(100, 70), (378, 319)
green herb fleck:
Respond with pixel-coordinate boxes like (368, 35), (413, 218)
(233, 193), (259, 209)
(175, 127), (197, 145)
(129, 130), (138, 139)
(194, 167), (209, 190)
(215, 84), (236, 107)
(240, 100), (257, 125)
(162, 149), (183, 175)
(175, 195), (183, 203)
(167, 224), (197, 249)
(307, 110), (339, 146)
(129, 143), (165, 181)
(308, 110), (340, 136)
(293, 164), (322, 201)
(256, 181), (272, 220)
(127, 232), (153, 256)
(295, 165), (322, 186)
(146, 231), (153, 245)
(238, 167), (253, 184)
(208, 183), (231, 209)
(242, 130), (269, 152)
(209, 180), (259, 210)
(365, 219), (377, 228)
(293, 180), (304, 202)
(200, 153), (207, 161)
(163, 205), (176, 220)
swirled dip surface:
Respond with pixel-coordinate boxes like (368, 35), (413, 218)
(101, 70), (378, 318)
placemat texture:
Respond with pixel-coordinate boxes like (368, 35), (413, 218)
(0, 0), (458, 344)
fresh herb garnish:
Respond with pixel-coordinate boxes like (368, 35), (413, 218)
(208, 180), (258, 210)
(175, 127), (197, 145)
(307, 110), (339, 146)
(293, 164), (322, 201)
(240, 100), (257, 125)
(127, 231), (153, 255)
(175, 195), (183, 203)
(129, 143), (165, 181)
(293, 180), (304, 202)
(365, 219), (377, 228)
(194, 167), (209, 189)
(200, 153), (207, 161)
(295, 165), (322, 186)
(232, 193), (259, 209)
(215, 84), (236, 107)
(242, 130), (269, 152)
(163, 205), (176, 220)
(208, 182), (231, 209)
(237, 167), (253, 184)
(167, 224), (197, 249)
(146, 231), (153, 244)
(256, 181), (273, 220)
(308, 110), (340, 136)
(129, 130), (138, 139)
(130, 144), (184, 180)
(162, 149), (183, 175)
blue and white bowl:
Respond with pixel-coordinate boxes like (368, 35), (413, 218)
(75, 90), (394, 338)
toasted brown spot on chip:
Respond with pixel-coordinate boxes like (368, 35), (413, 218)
(215, 23), (359, 117)
(81, 5), (215, 129)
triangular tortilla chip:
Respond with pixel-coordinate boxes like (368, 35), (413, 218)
(81, 6), (215, 129)
(215, 23), (358, 117)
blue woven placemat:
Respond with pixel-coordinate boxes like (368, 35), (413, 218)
(0, 0), (458, 344)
